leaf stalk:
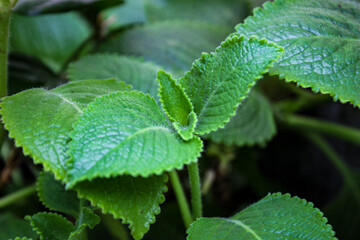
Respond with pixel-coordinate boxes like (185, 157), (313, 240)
(188, 162), (202, 220)
(0, 184), (36, 209)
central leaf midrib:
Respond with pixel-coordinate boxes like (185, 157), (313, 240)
(227, 219), (262, 240)
(48, 91), (83, 114)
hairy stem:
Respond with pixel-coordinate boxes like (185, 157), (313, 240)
(306, 133), (360, 203)
(0, 184), (37, 209)
(283, 114), (360, 146)
(101, 214), (129, 240)
(188, 162), (202, 220)
(169, 170), (192, 228)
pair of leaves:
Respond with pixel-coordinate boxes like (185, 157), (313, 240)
(187, 193), (336, 240)
(234, 0), (360, 107)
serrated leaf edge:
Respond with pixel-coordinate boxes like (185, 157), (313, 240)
(65, 90), (204, 188)
(183, 35), (284, 135)
(74, 174), (169, 240)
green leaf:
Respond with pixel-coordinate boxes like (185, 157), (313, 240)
(99, 0), (145, 34)
(234, 0), (360, 107)
(66, 91), (203, 187)
(68, 54), (162, 98)
(99, 21), (232, 71)
(13, 237), (33, 240)
(179, 36), (283, 135)
(187, 193), (337, 240)
(69, 207), (100, 240)
(158, 70), (197, 140)
(0, 213), (37, 240)
(0, 79), (131, 180)
(37, 171), (80, 217)
(74, 175), (168, 240)
(144, 0), (249, 26)
(207, 91), (276, 146)
(26, 212), (74, 240)
(10, 12), (92, 72)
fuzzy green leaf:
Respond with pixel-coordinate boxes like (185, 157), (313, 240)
(10, 12), (92, 72)
(187, 193), (336, 240)
(67, 91), (203, 187)
(0, 79), (131, 180)
(0, 213), (37, 240)
(74, 175), (168, 240)
(234, 0), (360, 107)
(69, 207), (100, 240)
(207, 91), (276, 146)
(37, 171), (80, 217)
(99, 21), (232, 71)
(158, 70), (197, 140)
(26, 212), (74, 240)
(68, 54), (161, 98)
(179, 36), (283, 135)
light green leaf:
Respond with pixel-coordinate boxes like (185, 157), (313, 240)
(69, 207), (100, 240)
(68, 54), (162, 98)
(10, 12), (92, 73)
(13, 237), (33, 240)
(25, 212), (74, 240)
(0, 213), (37, 240)
(66, 91), (203, 187)
(144, 0), (249, 26)
(187, 193), (337, 240)
(234, 0), (360, 107)
(158, 70), (197, 140)
(207, 91), (276, 146)
(99, 21), (232, 71)
(179, 36), (283, 135)
(74, 175), (168, 240)
(37, 171), (80, 217)
(0, 79), (131, 180)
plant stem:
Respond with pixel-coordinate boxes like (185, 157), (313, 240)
(305, 133), (360, 203)
(0, 184), (36, 209)
(101, 214), (129, 240)
(188, 162), (202, 220)
(169, 170), (192, 228)
(283, 114), (360, 146)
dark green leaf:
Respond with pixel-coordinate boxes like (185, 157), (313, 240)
(234, 0), (360, 107)
(0, 213), (37, 240)
(187, 193), (336, 240)
(179, 36), (283, 135)
(69, 207), (100, 240)
(66, 91), (203, 186)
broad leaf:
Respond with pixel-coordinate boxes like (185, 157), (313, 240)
(179, 36), (283, 135)
(69, 207), (101, 239)
(68, 54), (161, 98)
(74, 175), (168, 240)
(10, 12), (92, 72)
(207, 91), (276, 146)
(0, 79), (131, 180)
(144, 0), (249, 26)
(158, 70), (197, 140)
(99, 21), (232, 71)
(66, 91), (203, 187)
(37, 171), (80, 217)
(187, 193), (336, 240)
(26, 213), (74, 240)
(0, 213), (37, 240)
(234, 0), (360, 107)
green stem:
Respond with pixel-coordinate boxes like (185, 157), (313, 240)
(0, 184), (36, 209)
(101, 214), (129, 240)
(169, 170), (192, 229)
(305, 133), (360, 203)
(283, 114), (360, 146)
(188, 162), (202, 220)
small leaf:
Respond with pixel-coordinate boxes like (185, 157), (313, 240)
(158, 70), (197, 140)
(37, 171), (80, 217)
(74, 175), (168, 240)
(0, 213), (37, 240)
(179, 36), (283, 135)
(68, 54), (162, 98)
(99, 21), (232, 71)
(66, 91), (203, 187)
(187, 193), (337, 240)
(10, 12), (92, 73)
(25, 212), (74, 240)
(69, 207), (100, 240)
(207, 91), (276, 146)
(0, 79), (131, 180)
(234, 0), (360, 107)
